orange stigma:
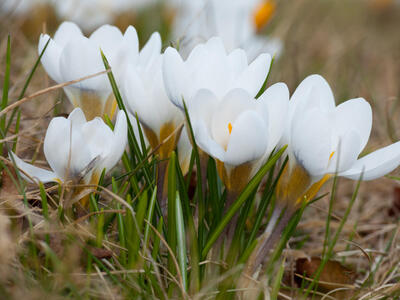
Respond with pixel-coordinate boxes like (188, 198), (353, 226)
(329, 151), (335, 161)
(253, 0), (276, 32)
(228, 122), (233, 134)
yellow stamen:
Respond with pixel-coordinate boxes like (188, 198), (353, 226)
(253, 0), (276, 31)
(228, 122), (233, 135)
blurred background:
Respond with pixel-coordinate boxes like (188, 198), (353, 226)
(1, 0), (400, 291)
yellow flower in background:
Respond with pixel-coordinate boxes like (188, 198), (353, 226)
(277, 75), (400, 207)
(253, 0), (276, 32)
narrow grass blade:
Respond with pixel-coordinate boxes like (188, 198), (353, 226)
(256, 55), (275, 99)
(175, 191), (187, 292)
(167, 152), (177, 274)
(0, 35), (11, 156)
(175, 156), (200, 293)
(144, 187), (158, 250)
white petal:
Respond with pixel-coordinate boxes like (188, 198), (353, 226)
(283, 74), (336, 149)
(162, 47), (187, 109)
(188, 89), (219, 127)
(257, 82), (289, 153)
(9, 152), (58, 183)
(44, 116), (93, 180)
(291, 108), (333, 177)
(328, 130), (361, 174)
(112, 26), (140, 83)
(186, 43), (207, 69)
(53, 21), (83, 47)
(38, 34), (63, 83)
(122, 67), (150, 124)
(122, 26), (139, 65)
(225, 110), (268, 166)
(204, 37), (227, 57)
(123, 59), (181, 136)
(188, 37), (231, 99)
(139, 32), (162, 68)
(81, 117), (115, 163)
(59, 36), (109, 91)
(102, 110), (128, 171)
(333, 98), (372, 153)
(68, 107), (87, 127)
(234, 53), (271, 97)
(211, 89), (255, 149)
(193, 119), (225, 162)
(227, 48), (248, 78)
(89, 24), (124, 58)
(290, 74), (336, 116)
(340, 141), (400, 180)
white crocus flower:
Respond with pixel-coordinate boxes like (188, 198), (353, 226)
(121, 32), (186, 160)
(163, 37), (272, 110)
(54, 0), (158, 31)
(277, 75), (400, 207)
(38, 21), (140, 120)
(171, 0), (282, 60)
(188, 84), (288, 193)
(11, 108), (127, 186)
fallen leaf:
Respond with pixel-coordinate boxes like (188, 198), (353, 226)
(88, 246), (113, 259)
(295, 257), (356, 291)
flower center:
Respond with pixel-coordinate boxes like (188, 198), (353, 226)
(228, 122), (233, 135)
(253, 0), (276, 31)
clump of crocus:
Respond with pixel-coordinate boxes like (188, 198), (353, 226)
(11, 108), (127, 204)
(121, 32), (185, 161)
(121, 31), (192, 210)
(163, 37), (287, 247)
(162, 37), (273, 192)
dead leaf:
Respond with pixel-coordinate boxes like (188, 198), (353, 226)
(88, 246), (113, 259)
(295, 257), (356, 291)
(0, 169), (19, 198)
